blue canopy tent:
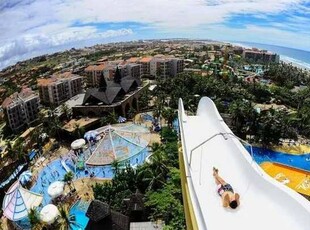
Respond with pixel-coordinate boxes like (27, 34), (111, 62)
(19, 170), (32, 185)
(84, 130), (99, 142)
(118, 116), (127, 123)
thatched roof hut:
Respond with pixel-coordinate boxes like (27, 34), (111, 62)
(86, 200), (129, 230)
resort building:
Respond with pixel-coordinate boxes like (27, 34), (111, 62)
(150, 57), (171, 78)
(150, 56), (184, 78)
(84, 61), (142, 87)
(2, 87), (40, 132)
(242, 49), (279, 63)
(126, 63), (141, 79)
(84, 64), (106, 87)
(137, 57), (152, 78)
(37, 72), (83, 106)
(170, 58), (185, 77)
(73, 73), (146, 117)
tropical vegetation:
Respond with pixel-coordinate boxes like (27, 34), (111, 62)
(93, 127), (185, 229)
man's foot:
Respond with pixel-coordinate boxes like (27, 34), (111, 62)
(213, 167), (218, 176)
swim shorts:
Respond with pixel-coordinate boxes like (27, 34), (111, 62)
(217, 183), (234, 196)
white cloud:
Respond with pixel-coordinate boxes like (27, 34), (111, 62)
(0, 27), (133, 69)
(0, 0), (309, 69)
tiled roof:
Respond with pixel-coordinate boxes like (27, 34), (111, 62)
(2, 88), (37, 107)
(139, 57), (153, 63)
(1, 97), (13, 108)
(18, 87), (35, 99)
(84, 64), (106, 72)
(127, 57), (140, 63)
(37, 78), (55, 86)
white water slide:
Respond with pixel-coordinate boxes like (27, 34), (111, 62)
(178, 97), (310, 230)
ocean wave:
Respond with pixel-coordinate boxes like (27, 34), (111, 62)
(280, 56), (310, 70)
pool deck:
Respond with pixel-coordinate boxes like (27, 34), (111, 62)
(64, 178), (111, 201)
(261, 162), (310, 196)
(272, 143), (310, 155)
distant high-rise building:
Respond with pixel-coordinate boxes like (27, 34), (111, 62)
(243, 50), (279, 63)
(2, 87), (40, 132)
(37, 72), (83, 106)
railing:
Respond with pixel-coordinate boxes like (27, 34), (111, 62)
(189, 132), (255, 185)
(178, 98), (206, 230)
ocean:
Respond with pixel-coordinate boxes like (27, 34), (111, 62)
(233, 42), (310, 70)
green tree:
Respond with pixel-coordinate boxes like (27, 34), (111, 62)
(73, 123), (84, 139)
(138, 89), (151, 110)
(28, 207), (43, 230)
(60, 104), (71, 120)
(127, 107), (136, 119)
(57, 205), (80, 230)
(145, 168), (185, 230)
(114, 67), (122, 83)
(14, 137), (28, 162)
(63, 171), (75, 190)
(162, 108), (176, 128)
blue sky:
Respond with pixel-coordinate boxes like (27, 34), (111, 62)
(0, 0), (310, 69)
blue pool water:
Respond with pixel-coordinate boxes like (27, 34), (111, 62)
(245, 146), (310, 172)
(70, 200), (90, 230)
(31, 147), (149, 206)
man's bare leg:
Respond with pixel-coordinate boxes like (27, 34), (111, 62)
(213, 167), (227, 185)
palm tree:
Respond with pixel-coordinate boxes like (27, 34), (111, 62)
(44, 110), (62, 141)
(111, 159), (121, 175)
(60, 104), (71, 121)
(162, 108), (177, 128)
(140, 149), (169, 191)
(106, 111), (117, 124)
(63, 171), (75, 191)
(127, 107), (136, 120)
(5, 140), (14, 159)
(57, 205), (81, 230)
(73, 123), (84, 139)
(14, 137), (28, 163)
(28, 207), (43, 230)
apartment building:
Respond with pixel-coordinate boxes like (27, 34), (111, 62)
(243, 50), (279, 63)
(150, 58), (171, 78)
(37, 72), (83, 106)
(150, 56), (184, 78)
(2, 87), (40, 132)
(126, 63), (141, 79)
(170, 58), (184, 77)
(84, 64), (105, 87)
(137, 57), (152, 78)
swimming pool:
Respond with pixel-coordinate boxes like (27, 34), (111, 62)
(70, 200), (90, 230)
(30, 148), (149, 206)
(245, 146), (310, 172)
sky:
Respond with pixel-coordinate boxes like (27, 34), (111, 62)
(1, 0), (310, 70)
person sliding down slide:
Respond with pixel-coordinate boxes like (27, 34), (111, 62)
(213, 167), (240, 209)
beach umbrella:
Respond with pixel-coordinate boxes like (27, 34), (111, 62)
(118, 116), (127, 123)
(2, 181), (43, 221)
(71, 138), (86, 150)
(47, 181), (65, 198)
(40, 204), (60, 224)
(84, 130), (99, 141)
(19, 170), (32, 185)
